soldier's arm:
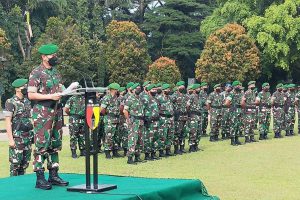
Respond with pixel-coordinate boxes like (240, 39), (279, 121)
(5, 116), (15, 148)
(224, 95), (232, 107)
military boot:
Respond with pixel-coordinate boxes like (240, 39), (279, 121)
(36, 170), (52, 190)
(245, 136), (250, 143)
(250, 135), (258, 142)
(71, 149), (77, 158)
(180, 145), (186, 153)
(113, 149), (122, 158)
(123, 148), (128, 157)
(214, 135), (219, 141)
(290, 130), (294, 136)
(105, 150), (112, 159)
(259, 134), (264, 140)
(144, 153), (152, 161)
(209, 136), (215, 142)
(263, 133), (268, 140)
(134, 154), (144, 163)
(274, 132), (279, 138)
(48, 168), (69, 186)
(174, 145), (181, 155)
(189, 145), (194, 153)
(235, 136), (242, 145)
(18, 168), (25, 175)
(80, 149), (86, 156)
(230, 137), (237, 146)
(159, 150), (166, 157)
(151, 151), (161, 160)
(165, 148), (174, 156)
(221, 133), (226, 140)
(127, 156), (136, 165)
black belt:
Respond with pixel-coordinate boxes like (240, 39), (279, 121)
(107, 113), (120, 118)
(36, 100), (62, 109)
(273, 105), (284, 108)
(211, 106), (222, 109)
(71, 114), (85, 119)
(160, 113), (173, 118)
(176, 111), (187, 116)
(131, 116), (144, 120)
(189, 111), (201, 115)
(145, 116), (160, 122)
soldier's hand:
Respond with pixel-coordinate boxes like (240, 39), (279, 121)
(9, 139), (16, 148)
(51, 93), (62, 101)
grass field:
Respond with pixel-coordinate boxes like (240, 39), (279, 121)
(1, 120), (300, 200)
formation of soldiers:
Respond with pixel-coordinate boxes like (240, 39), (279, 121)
(65, 80), (300, 165)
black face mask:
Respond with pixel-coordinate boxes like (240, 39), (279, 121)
(196, 90), (200, 94)
(21, 88), (27, 96)
(188, 91), (193, 95)
(216, 89), (221, 93)
(203, 88), (208, 92)
(235, 87), (241, 91)
(179, 88), (186, 94)
(48, 56), (59, 66)
(250, 87), (255, 90)
(278, 89), (283, 92)
(157, 89), (162, 94)
(135, 89), (142, 95)
(164, 91), (170, 95)
(150, 91), (156, 96)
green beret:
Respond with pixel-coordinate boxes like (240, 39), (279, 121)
(176, 81), (185, 86)
(276, 83), (283, 89)
(126, 82), (134, 89)
(262, 82), (269, 88)
(118, 87), (126, 92)
(108, 83), (120, 90)
(38, 43), (58, 55)
(283, 84), (288, 89)
(192, 84), (200, 90)
(187, 84), (194, 90)
(162, 84), (170, 90)
(232, 81), (241, 87)
(173, 86), (178, 92)
(12, 78), (28, 88)
(248, 81), (256, 86)
(146, 83), (156, 91)
(131, 83), (140, 90)
(156, 83), (162, 87)
(201, 82), (208, 87)
(289, 84), (296, 88)
(143, 81), (150, 87)
(214, 84), (221, 89)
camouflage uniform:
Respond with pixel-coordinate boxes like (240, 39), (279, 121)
(118, 94), (128, 150)
(124, 94), (144, 157)
(207, 91), (223, 139)
(227, 90), (244, 138)
(285, 90), (296, 135)
(272, 90), (285, 137)
(156, 93), (175, 151)
(256, 91), (271, 138)
(199, 91), (209, 136)
(221, 91), (231, 138)
(28, 65), (63, 171)
(172, 92), (189, 147)
(65, 95), (85, 151)
(243, 89), (257, 138)
(4, 95), (33, 176)
(187, 93), (201, 147)
(101, 93), (120, 151)
(141, 93), (160, 154)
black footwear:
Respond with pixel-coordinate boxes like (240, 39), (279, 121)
(18, 168), (25, 175)
(259, 134), (264, 140)
(71, 149), (77, 158)
(221, 134), (226, 140)
(105, 150), (112, 159)
(235, 136), (242, 145)
(180, 145), (186, 153)
(194, 143), (199, 151)
(113, 149), (122, 158)
(36, 170), (52, 190)
(209, 136), (215, 142)
(278, 132), (283, 138)
(80, 149), (86, 156)
(165, 148), (174, 156)
(263, 134), (268, 140)
(159, 150), (166, 157)
(214, 135), (219, 141)
(174, 145), (181, 155)
(123, 148), (128, 157)
(245, 136), (250, 143)
(285, 130), (290, 136)
(274, 132), (279, 138)
(151, 151), (161, 160)
(127, 156), (136, 165)
(134, 154), (144, 162)
(290, 130), (294, 136)
(144, 153), (153, 161)
(230, 137), (237, 146)
(250, 135), (257, 142)
(48, 168), (69, 186)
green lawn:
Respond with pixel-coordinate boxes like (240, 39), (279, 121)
(1, 120), (300, 200)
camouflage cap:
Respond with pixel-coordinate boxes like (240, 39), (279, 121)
(262, 82), (269, 88)
(38, 43), (58, 55)
(12, 78), (28, 88)
(176, 81), (185, 86)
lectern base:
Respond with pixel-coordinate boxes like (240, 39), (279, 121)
(67, 184), (117, 193)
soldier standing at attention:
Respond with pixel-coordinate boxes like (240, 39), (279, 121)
(241, 81), (258, 143)
(200, 82), (209, 136)
(255, 83), (272, 140)
(271, 83), (285, 138)
(221, 83), (232, 139)
(28, 44), (68, 190)
(123, 83), (145, 164)
(285, 84), (296, 136)
(64, 89), (86, 159)
(206, 84), (223, 142)
(4, 79), (33, 176)
(100, 83), (122, 159)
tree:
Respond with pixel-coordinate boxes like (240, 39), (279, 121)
(142, 0), (215, 79)
(104, 20), (151, 85)
(146, 56), (181, 84)
(245, 0), (300, 73)
(195, 23), (260, 84)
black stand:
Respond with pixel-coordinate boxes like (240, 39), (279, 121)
(67, 77), (117, 193)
